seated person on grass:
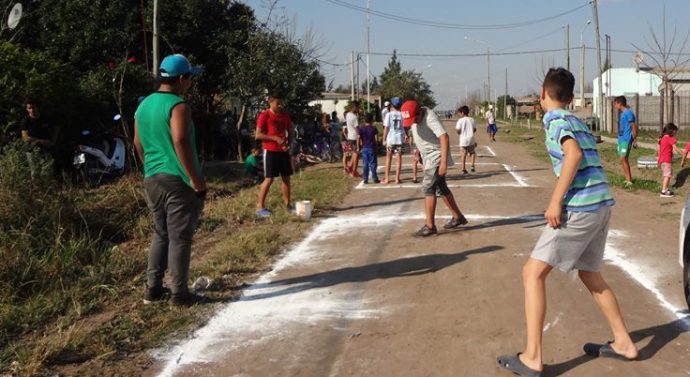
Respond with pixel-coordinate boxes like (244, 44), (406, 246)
(245, 146), (263, 183)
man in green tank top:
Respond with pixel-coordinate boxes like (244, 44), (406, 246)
(134, 54), (206, 306)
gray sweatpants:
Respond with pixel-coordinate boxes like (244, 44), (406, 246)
(144, 173), (204, 295)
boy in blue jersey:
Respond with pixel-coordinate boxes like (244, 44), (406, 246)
(497, 68), (637, 377)
(614, 96), (638, 187)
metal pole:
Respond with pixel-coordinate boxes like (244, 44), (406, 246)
(580, 42), (586, 108)
(366, 0), (371, 110)
(504, 67), (508, 119)
(592, 0), (605, 131)
(152, 0), (159, 78)
(350, 51), (355, 101)
(565, 24), (570, 72)
(355, 53), (360, 100)
(487, 47), (491, 106)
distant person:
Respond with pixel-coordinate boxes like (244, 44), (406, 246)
(331, 110), (339, 124)
(381, 100), (391, 123)
(497, 68), (637, 377)
(328, 111), (342, 159)
(486, 104), (497, 142)
(255, 92), (294, 218)
(134, 54), (206, 306)
(21, 99), (55, 153)
(345, 101), (361, 177)
(401, 100), (468, 237)
(614, 96), (638, 187)
(244, 146), (263, 184)
(358, 112), (380, 184)
(455, 105), (477, 174)
(658, 123), (683, 197)
(382, 97), (406, 184)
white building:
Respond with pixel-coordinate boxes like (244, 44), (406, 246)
(592, 67), (662, 117)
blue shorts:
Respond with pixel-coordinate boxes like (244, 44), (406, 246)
(487, 124), (498, 134)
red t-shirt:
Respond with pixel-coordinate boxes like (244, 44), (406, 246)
(257, 109), (292, 152)
(658, 134), (677, 164)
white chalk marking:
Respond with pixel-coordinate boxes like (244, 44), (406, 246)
(501, 164), (530, 187)
(355, 181), (534, 190)
(605, 230), (690, 330)
(543, 312), (563, 332)
(484, 145), (497, 157)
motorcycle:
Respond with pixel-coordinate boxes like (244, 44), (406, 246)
(72, 115), (127, 185)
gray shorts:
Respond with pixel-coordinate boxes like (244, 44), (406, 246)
(531, 206), (611, 272)
(422, 167), (452, 197)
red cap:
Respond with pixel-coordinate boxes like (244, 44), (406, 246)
(401, 100), (420, 128)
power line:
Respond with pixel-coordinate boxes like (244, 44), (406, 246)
(324, 0), (590, 30)
(367, 47), (572, 58)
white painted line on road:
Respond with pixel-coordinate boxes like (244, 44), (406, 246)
(606, 230), (690, 330)
(485, 146), (497, 157)
(501, 164), (530, 187)
(355, 181), (534, 190)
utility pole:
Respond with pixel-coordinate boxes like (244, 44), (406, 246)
(565, 24), (570, 71)
(579, 20), (591, 110)
(355, 53), (360, 100)
(152, 0), (159, 78)
(487, 47), (491, 106)
(350, 51), (355, 101)
(504, 68), (508, 119)
(366, 0), (371, 110)
(605, 34), (611, 99)
(592, 0), (605, 131)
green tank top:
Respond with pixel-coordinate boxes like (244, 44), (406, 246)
(135, 92), (201, 187)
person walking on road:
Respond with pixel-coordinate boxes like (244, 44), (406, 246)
(486, 104), (497, 142)
(497, 68), (638, 377)
(401, 100), (467, 237)
(255, 92), (294, 218)
(134, 54), (206, 306)
(345, 101), (362, 177)
(358, 112), (380, 184)
(614, 95), (638, 187)
(382, 97), (407, 184)
(455, 105), (477, 174)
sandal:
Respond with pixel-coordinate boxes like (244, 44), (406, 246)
(583, 342), (637, 361)
(496, 353), (541, 377)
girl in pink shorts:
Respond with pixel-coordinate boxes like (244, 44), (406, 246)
(658, 123), (683, 197)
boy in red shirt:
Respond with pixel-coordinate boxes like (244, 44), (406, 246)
(659, 123), (683, 197)
(255, 92), (293, 217)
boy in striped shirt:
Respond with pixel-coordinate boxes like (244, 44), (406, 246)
(497, 68), (638, 377)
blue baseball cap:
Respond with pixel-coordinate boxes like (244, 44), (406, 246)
(159, 54), (203, 77)
(391, 97), (402, 107)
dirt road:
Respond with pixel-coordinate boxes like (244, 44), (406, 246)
(147, 121), (690, 377)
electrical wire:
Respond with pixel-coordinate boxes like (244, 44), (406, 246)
(324, 0), (590, 30)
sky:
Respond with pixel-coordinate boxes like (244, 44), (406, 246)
(240, 0), (690, 110)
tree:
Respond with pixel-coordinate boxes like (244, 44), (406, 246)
(633, 7), (690, 128)
(378, 50), (436, 108)
(496, 95), (517, 120)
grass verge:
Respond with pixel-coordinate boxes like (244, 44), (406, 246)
(1, 154), (352, 376)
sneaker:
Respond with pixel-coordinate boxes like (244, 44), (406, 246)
(415, 225), (438, 237)
(362, 180), (369, 184)
(286, 204), (295, 213)
(256, 208), (272, 218)
(143, 285), (170, 304)
(373, 179), (381, 184)
(471, 166), (475, 172)
(624, 181), (633, 188)
(660, 190), (674, 198)
(171, 292), (210, 307)
(443, 215), (469, 229)
(462, 169), (468, 175)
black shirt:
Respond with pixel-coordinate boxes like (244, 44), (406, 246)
(21, 116), (53, 141)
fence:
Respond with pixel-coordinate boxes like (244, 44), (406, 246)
(607, 93), (690, 131)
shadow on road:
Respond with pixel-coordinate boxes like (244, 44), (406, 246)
(673, 168), (690, 188)
(241, 245), (503, 301)
(544, 317), (690, 376)
(446, 214), (545, 233)
(327, 196), (423, 212)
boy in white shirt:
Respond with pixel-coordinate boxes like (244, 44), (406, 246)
(455, 105), (477, 174)
(382, 97), (407, 184)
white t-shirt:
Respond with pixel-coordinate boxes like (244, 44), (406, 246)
(384, 110), (405, 145)
(381, 108), (390, 123)
(486, 109), (495, 124)
(410, 108), (454, 170)
(345, 111), (359, 141)
(455, 117), (476, 147)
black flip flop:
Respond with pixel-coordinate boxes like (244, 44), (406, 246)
(583, 341), (636, 361)
(496, 353), (542, 377)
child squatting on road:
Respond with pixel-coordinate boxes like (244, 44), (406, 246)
(496, 68), (638, 377)
(401, 100), (468, 237)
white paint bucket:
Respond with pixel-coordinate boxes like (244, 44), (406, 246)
(295, 200), (313, 220)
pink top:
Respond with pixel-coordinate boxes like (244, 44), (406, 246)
(659, 134), (677, 164)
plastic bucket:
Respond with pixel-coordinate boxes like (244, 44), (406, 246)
(295, 200), (313, 220)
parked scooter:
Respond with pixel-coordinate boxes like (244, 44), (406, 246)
(72, 115), (127, 185)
